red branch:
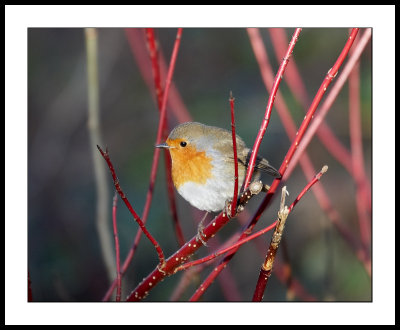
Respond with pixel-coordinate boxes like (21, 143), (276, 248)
(97, 145), (165, 266)
(349, 31), (371, 254)
(145, 28), (164, 110)
(243, 28), (302, 189)
(126, 213), (230, 301)
(145, 28), (185, 246)
(124, 28), (192, 123)
(269, 28), (309, 109)
(28, 271), (33, 302)
(112, 191), (121, 301)
(229, 92), (239, 218)
(252, 166), (328, 301)
(176, 220), (278, 272)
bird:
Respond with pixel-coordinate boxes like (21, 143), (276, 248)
(156, 122), (281, 214)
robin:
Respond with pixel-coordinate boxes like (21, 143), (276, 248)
(156, 122), (281, 214)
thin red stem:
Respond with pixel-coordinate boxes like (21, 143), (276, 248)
(145, 28), (163, 110)
(269, 28), (310, 108)
(177, 220), (277, 272)
(243, 28), (302, 189)
(97, 145), (165, 266)
(154, 27), (183, 153)
(28, 271), (33, 302)
(229, 92), (239, 218)
(112, 191), (121, 301)
(126, 212), (229, 301)
(164, 155), (186, 246)
(124, 28), (192, 123)
(145, 28), (185, 246)
(349, 32), (371, 253)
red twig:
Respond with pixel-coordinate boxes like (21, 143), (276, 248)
(145, 28), (163, 110)
(126, 214), (228, 301)
(190, 28), (360, 301)
(169, 266), (201, 301)
(97, 145), (165, 266)
(269, 28), (309, 108)
(28, 271), (33, 302)
(123, 29), (189, 246)
(112, 191), (121, 301)
(243, 28), (302, 189)
(229, 92), (239, 218)
(153, 27), (183, 159)
(176, 221), (277, 272)
(139, 27), (178, 239)
(348, 31), (371, 253)
(145, 28), (185, 246)
(165, 156), (186, 246)
(252, 166), (328, 301)
(125, 28), (192, 123)
(244, 225), (316, 301)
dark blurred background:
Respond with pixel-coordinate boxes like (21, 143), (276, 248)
(28, 28), (371, 301)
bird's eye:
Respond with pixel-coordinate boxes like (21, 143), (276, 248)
(180, 141), (187, 147)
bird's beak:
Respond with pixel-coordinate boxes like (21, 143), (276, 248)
(155, 142), (170, 149)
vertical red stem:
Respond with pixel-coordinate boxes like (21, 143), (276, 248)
(145, 28), (185, 246)
(229, 92), (239, 218)
(97, 146), (165, 265)
(28, 271), (33, 302)
(349, 34), (371, 253)
(112, 192), (121, 301)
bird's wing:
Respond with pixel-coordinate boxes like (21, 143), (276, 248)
(240, 148), (281, 178)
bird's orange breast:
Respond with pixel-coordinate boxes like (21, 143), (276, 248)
(167, 138), (214, 189)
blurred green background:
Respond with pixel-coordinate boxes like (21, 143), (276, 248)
(28, 28), (371, 301)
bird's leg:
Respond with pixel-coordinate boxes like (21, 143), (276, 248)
(196, 211), (209, 246)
